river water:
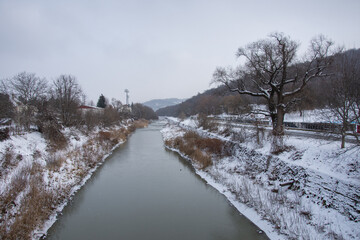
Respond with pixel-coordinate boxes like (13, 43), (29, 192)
(46, 121), (268, 240)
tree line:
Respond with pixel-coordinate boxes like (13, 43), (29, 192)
(0, 73), (157, 140)
(157, 33), (360, 148)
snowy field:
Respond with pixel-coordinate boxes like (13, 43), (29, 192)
(162, 116), (360, 240)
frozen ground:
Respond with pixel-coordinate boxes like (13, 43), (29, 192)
(162, 116), (360, 240)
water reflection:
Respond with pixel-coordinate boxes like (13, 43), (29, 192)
(46, 122), (268, 240)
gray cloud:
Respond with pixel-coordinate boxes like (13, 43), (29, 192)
(1, 0), (359, 103)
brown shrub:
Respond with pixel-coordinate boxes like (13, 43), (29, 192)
(111, 128), (128, 142)
(166, 131), (215, 169)
(127, 124), (136, 133)
(82, 142), (98, 167)
(39, 118), (67, 150)
(98, 131), (111, 142)
(183, 131), (200, 141)
(181, 142), (196, 157)
(133, 119), (149, 128)
(191, 149), (212, 169)
(173, 137), (184, 148)
(183, 130), (225, 156)
(195, 138), (223, 155)
(164, 139), (173, 147)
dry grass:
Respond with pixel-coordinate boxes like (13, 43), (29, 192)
(0, 162), (59, 240)
(184, 131), (226, 156)
(133, 119), (149, 128)
(166, 130), (229, 169)
(98, 127), (132, 146)
(183, 131), (199, 140)
(98, 131), (111, 141)
(1, 146), (15, 171)
(111, 128), (129, 143)
(46, 153), (65, 171)
(191, 149), (212, 169)
(196, 138), (223, 155)
(0, 167), (29, 218)
(126, 120), (147, 132)
(4, 177), (56, 240)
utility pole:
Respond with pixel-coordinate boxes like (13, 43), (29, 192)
(124, 89), (129, 105)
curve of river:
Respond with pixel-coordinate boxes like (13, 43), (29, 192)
(46, 121), (268, 240)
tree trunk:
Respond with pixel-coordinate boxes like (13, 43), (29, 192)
(341, 113), (348, 149)
(270, 107), (285, 153)
(341, 122), (346, 148)
(341, 133), (345, 149)
(274, 108), (285, 136)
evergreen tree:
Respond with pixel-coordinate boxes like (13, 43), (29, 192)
(97, 94), (107, 108)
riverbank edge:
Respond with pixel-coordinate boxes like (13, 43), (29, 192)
(36, 140), (124, 239)
(161, 118), (360, 240)
(34, 120), (149, 239)
(163, 143), (283, 240)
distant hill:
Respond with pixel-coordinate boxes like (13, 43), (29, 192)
(142, 98), (186, 111)
(155, 86), (255, 117)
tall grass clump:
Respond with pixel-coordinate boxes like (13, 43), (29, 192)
(0, 163), (59, 240)
(165, 130), (229, 169)
(46, 153), (65, 171)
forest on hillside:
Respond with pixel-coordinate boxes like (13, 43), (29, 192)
(157, 49), (360, 119)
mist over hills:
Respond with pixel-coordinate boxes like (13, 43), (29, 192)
(143, 98), (186, 111)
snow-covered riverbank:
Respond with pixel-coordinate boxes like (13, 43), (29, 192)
(0, 120), (147, 239)
(161, 117), (360, 240)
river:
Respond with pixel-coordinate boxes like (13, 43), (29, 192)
(46, 121), (268, 240)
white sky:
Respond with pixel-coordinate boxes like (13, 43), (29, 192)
(1, 0), (359, 104)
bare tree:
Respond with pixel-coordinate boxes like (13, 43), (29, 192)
(111, 98), (123, 111)
(0, 72), (48, 130)
(212, 33), (335, 139)
(326, 50), (360, 148)
(10, 72), (48, 104)
(52, 75), (82, 126)
(350, 51), (360, 132)
(0, 78), (10, 95)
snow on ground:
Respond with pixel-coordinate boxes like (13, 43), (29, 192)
(284, 109), (329, 123)
(162, 116), (360, 240)
(0, 122), (134, 239)
(0, 132), (47, 190)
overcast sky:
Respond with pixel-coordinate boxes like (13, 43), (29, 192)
(1, 0), (359, 104)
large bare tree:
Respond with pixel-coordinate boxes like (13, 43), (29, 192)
(212, 32), (335, 137)
(53, 75), (82, 126)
